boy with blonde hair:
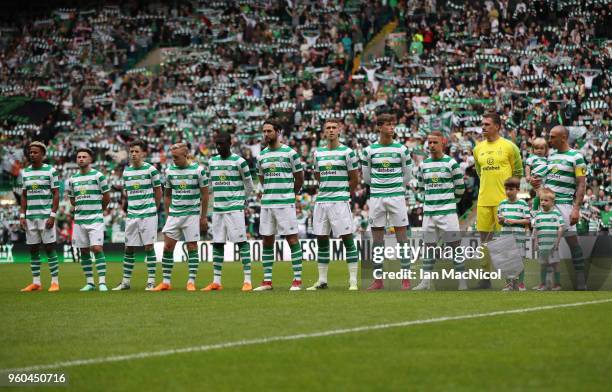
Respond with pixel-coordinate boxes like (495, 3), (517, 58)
(532, 188), (565, 291)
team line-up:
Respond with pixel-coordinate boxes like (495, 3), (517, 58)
(17, 111), (588, 292)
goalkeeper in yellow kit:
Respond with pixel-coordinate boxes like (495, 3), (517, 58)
(473, 112), (523, 289)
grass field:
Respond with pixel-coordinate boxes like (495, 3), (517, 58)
(1, 261), (611, 392)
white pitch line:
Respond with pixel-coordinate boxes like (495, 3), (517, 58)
(2, 298), (612, 373)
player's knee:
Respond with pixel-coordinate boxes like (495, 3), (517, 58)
(91, 245), (102, 253)
(186, 242), (197, 251)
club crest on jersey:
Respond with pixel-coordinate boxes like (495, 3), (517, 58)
(219, 172), (227, 181)
(79, 187), (87, 195)
(383, 160), (390, 168)
(31, 183), (39, 190)
(179, 181), (187, 189)
(133, 183), (140, 190)
(486, 158), (494, 165)
(550, 165), (559, 174)
(432, 174), (439, 183)
(325, 162), (333, 171)
(269, 163), (276, 172)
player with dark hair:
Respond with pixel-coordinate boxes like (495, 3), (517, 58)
(19, 141), (61, 292)
(67, 148), (111, 291)
(112, 140), (162, 291)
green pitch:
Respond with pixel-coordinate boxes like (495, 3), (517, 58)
(1, 262), (611, 392)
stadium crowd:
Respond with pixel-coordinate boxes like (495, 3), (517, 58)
(0, 0), (610, 244)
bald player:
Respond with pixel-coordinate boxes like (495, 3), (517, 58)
(531, 125), (587, 290)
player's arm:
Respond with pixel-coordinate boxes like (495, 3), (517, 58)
(256, 156), (264, 199)
(348, 169), (359, 195)
(451, 160), (465, 199)
(347, 149), (360, 195)
(151, 167), (162, 209)
(20, 188), (27, 229)
(200, 187), (209, 216)
(510, 142), (524, 178)
(199, 166), (209, 233)
(571, 175), (586, 225)
(292, 151), (304, 194)
(361, 149), (371, 184)
(99, 174), (111, 210)
(67, 178), (75, 207)
(47, 187), (60, 229)
(153, 186), (162, 209)
(164, 187), (172, 217)
(473, 146), (481, 177)
(401, 147), (412, 186)
(47, 169), (60, 228)
(239, 159), (255, 196)
(294, 170), (304, 194)
(313, 149), (320, 184)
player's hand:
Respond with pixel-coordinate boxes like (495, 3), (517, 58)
(497, 215), (505, 224)
(200, 216), (208, 234)
(529, 176), (542, 188)
(45, 217), (55, 230)
(570, 207), (580, 225)
(19, 217), (27, 230)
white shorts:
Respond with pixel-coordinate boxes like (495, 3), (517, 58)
(260, 205), (298, 236)
(555, 204), (577, 235)
(25, 219), (56, 245)
(368, 196), (408, 228)
(72, 222), (105, 248)
(163, 215), (200, 242)
(212, 210), (247, 243)
(125, 216), (158, 246)
(421, 214), (461, 243)
(313, 202), (354, 237)
(537, 249), (560, 265)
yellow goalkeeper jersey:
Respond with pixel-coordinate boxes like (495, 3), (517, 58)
(473, 137), (523, 206)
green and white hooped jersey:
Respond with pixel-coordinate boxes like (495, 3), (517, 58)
(67, 169), (110, 225)
(209, 153), (252, 213)
(257, 144), (303, 208)
(314, 144), (359, 203)
(533, 209), (564, 252)
(165, 163), (208, 217)
(122, 162), (161, 219)
(20, 164), (60, 220)
(544, 149), (586, 205)
(497, 198), (530, 246)
(361, 142), (412, 198)
(417, 155), (465, 216)
(525, 154), (548, 178)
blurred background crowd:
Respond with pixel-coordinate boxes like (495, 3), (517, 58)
(0, 0), (610, 244)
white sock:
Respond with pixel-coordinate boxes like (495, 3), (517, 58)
(99, 276), (106, 285)
(318, 263), (329, 283)
(187, 278), (195, 285)
(163, 278), (171, 284)
(243, 271), (252, 284)
(420, 278), (431, 286)
(147, 277), (155, 284)
(348, 263), (358, 284)
(86, 277), (94, 285)
(213, 275), (222, 285)
(122, 278), (130, 285)
(33, 276), (41, 285)
(51, 276), (58, 284)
